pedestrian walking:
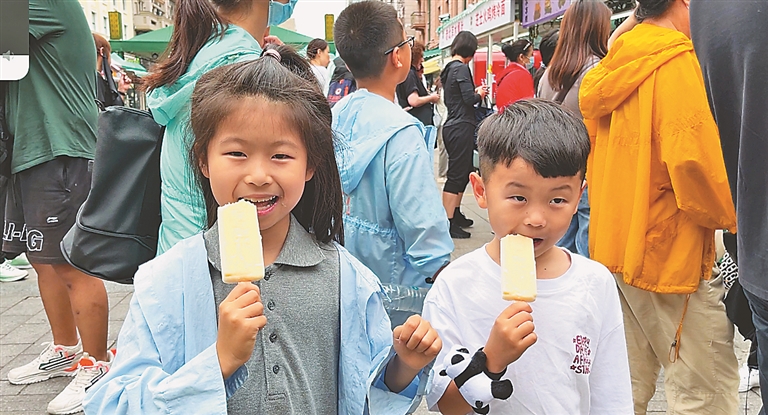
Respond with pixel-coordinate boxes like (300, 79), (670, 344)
(143, 0), (297, 255)
(83, 46), (441, 414)
(496, 39), (535, 111)
(691, 0), (768, 407)
(440, 31), (487, 239)
(538, 0), (611, 258)
(3, 1), (112, 414)
(580, 0), (740, 413)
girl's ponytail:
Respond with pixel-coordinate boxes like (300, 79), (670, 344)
(143, 0), (231, 91)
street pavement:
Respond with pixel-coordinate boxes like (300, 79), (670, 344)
(0, 179), (763, 414)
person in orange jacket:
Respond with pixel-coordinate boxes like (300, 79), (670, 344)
(579, 0), (739, 414)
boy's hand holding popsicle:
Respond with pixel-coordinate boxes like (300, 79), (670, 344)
(485, 234), (539, 373)
(216, 200), (268, 379)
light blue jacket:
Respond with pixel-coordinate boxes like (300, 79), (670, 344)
(148, 25), (261, 255)
(332, 90), (453, 289)
(83, 233), (427, 414)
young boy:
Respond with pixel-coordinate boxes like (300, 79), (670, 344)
(423, 100), (633, 414)
(332, 1), (453, 326)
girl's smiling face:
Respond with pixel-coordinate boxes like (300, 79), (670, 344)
(202, 97), (314, 234)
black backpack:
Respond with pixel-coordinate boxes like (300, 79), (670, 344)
(60, 107), (164, 284)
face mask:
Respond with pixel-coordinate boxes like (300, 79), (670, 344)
(526, 56), (534, 70)
(268, 0), (298, 27)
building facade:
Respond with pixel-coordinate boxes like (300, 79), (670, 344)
(78, 0), (135, 40)
(133, 0), (175, 35)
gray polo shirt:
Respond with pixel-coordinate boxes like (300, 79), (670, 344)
(204, 216), (341, 414)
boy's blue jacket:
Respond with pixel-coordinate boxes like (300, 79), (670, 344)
(332, 90), (453, 288)
(148, 24), (261, 255)
(82, 234), (426, 414)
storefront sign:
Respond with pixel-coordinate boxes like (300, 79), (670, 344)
(521, 0), (571, 28)
(438, 0), (514, 49)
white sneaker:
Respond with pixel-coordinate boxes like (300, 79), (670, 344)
(47, 350), (114, 415)
(0, 260), (28, 282)
(738, 363), (760, 392)
(7, 340), (82, 385)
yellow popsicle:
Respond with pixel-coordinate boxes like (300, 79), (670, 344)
(218, 200), (265, 283)
(500, 234), (537, 302)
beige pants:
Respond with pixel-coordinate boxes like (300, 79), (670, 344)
(614, 274), (739, 415)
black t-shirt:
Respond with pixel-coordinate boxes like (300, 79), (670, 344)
(396, 67), (433, 126)
(440, 60), (481, 127)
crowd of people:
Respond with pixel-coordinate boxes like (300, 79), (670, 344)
(2, 0), (767, 414)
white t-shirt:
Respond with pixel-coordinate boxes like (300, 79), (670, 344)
(423, 246), (633, 414)
(311, 64), (329, 91)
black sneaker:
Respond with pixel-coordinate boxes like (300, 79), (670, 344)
(453, 208), (474, 228)
(449, 219), (471, 239)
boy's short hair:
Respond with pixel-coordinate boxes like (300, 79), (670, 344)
(334, 1), (404, 80)
(478, 99), (590, 180)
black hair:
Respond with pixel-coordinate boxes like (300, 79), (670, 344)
(307, 38), (329, 61)
(635, 0), (675, 21)
(144, 0), (251, 90)
(502, 39), (533, 63)
(539, 29), (559, 66)
(334, 1), (404, 79)
(477, 99), (590, 181)
(450, 31), (478, 58)
(190, 45), (344, 245)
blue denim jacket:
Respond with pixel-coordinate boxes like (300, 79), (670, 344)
(82, 234), (426, 414)
(332, 90), (453, 289)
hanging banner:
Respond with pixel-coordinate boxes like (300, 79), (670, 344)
(438, 0), (514, 49)
(522, 0), (571, 28)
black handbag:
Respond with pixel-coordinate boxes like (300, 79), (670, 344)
(95, 52), (124, 109)
(60, 106), (164, 284)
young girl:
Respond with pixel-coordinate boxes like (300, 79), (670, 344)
(83, 46), (442, 415)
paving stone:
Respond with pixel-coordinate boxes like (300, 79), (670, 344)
(21, 377), (72, 395)
(3, 298), (43, 316)
(0, 343), (31, 367)
(0, 315), (29, 336)
(23, 311), (48, 325)
(0, 353), (37, 380)
(0, 324), (51, 345)
(0, 394), (55, 412)
(0, 381), (25, 396)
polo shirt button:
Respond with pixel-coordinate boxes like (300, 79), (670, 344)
(267, 300), (275, 310)
(264, 274), (271, 281)
(269, 332), (277, 343)
(272, 365), (280, 374)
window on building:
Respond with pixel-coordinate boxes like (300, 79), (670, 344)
(113, 0), (117, 6)
(91, 12), (97, 31)
(123, 0), (126, 10)
(124, 24), (128, 38)
(104, 16), (108, 35)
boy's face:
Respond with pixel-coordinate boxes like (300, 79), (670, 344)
(471, 158), (584, 259)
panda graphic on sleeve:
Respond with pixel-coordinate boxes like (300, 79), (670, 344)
(439, 346), (514, 414)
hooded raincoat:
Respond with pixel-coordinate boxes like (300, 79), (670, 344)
(579, 24), (736, 294)
(332, 90), (453, 289)
(148, 25), (262, 255)
(82, 232), (426, 415)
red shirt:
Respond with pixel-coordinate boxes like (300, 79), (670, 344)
(495, 62), (535, 111)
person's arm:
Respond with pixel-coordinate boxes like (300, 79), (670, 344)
(83, 295), (243, 414)
(407, 91), (438, 108)
(385, 126), (453, 281)
(656, 58), (737, 233)
(608, 12), (638, 49)
(28, 1), (67, 40)
(455, 66), (483, 106)
(384, 315), (442, 393)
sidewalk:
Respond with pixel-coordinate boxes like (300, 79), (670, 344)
(0, 194), (762, 414)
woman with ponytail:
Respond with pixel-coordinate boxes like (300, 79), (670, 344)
(83, 45), (439, 415)
(144, 0), (297, 255)
(306, 38), (331, 88)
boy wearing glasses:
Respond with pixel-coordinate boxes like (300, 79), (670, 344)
(332, 1), (453, 327)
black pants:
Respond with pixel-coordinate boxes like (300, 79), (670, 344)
(442, 122), (475, 194)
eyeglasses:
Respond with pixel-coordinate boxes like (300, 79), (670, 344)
(384, 36), (415, 55)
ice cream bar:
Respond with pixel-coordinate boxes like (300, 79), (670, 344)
(218, 200), (265, 283)
(500, 234), (537, 302)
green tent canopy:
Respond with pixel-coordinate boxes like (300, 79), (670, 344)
(110, 25), (333, 56)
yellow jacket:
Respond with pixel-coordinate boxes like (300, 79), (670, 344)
(579, 24), (736, 294)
